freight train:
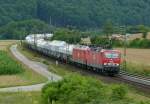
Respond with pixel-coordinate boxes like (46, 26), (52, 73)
(25, 34), (121, 76)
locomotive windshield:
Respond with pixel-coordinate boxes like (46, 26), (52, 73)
(104, 52), (120, 58)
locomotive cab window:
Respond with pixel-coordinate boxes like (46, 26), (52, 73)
(104, 53), (120, 59)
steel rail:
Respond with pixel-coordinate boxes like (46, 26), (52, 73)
(119, 70), (150, 86)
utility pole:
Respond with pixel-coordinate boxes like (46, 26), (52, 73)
(34, 34), (37, 49)
(66, 43), (69, 64)
(124, 33), (127, 70)
(33, 26), (38, 49)
(49, 16), (52, 26)
(120, 26), (127, 70)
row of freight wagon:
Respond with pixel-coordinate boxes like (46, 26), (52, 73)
(25, 34), (121, 75)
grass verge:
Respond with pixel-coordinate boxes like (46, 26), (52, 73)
(0, 92), (42, 104)
(121, 62), (150, 77)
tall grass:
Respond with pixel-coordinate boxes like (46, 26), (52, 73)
(0, 92), (42, 104)
(121, 62), (150, 77)
(0, 51), (24, 75)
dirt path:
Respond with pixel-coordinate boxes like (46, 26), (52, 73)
(0, 45), (61, 92)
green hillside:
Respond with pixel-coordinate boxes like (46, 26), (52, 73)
(0, 0), (37, 26)
(0, 0), (150, 28)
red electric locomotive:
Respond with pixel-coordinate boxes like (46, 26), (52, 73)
(72, 46), (121, 75)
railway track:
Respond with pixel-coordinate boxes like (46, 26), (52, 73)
(119, 70), (150, 86)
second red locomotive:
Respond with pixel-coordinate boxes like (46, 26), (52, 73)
(72, 46), (121, 75)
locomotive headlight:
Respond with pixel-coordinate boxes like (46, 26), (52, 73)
(116, 64), (119, 66)
(104, 63), (107, 65)
(108, 63), (112, 66)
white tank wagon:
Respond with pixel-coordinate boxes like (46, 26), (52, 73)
(50, 40), (66, 52)
(36, 39), (47, 47)
(59, 44), (75, 55)
(25, 35), (34, 44)
(29, 34), (53, 40)
(25, 33), (53, 50)
(25, 33), (53, 41)
(25, 34), (76, 62)
(42, 40), (70, 58)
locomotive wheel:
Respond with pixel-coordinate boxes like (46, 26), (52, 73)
(108, 73), (115, 77)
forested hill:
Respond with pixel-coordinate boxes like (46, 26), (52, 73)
(1, 0), (150, 28)
(0, 0), (37, 26)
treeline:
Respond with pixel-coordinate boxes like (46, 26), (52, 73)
(51, 23), (150, 48)
(51, 28), (93, 44)
(1, 0), (150, 29)
(0, 19), (52, 39)
(91, 37), (150, 48)
(91, 37), (123, 47)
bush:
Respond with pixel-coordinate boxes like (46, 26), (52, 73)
(129, 38), (140, 48)
(91, 36), (108, 45)
(111, 85), (128, 100)
(42, 74), (107, 104)
(112, 39), (123, 47)
(129, 39), (150, 48)
(42, 74), (148, 104)
(52, 28), (81, 44)
(139, 39), (150, 48)
(0, 51), (24, 75)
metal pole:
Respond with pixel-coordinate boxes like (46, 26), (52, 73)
(34, 34), (37, 49)
(120, 26), (127, 70)
(66, 43), (68, 63)
(49, 16), (52, 26)
(124, 34), (127, 70)
(20, 35), (22, 46)
(109, 37), (112, 49)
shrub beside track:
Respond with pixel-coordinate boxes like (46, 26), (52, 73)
(0, 50), (24, 75)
